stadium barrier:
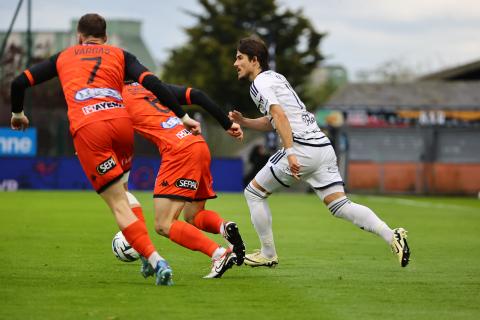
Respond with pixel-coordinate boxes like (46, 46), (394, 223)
(0, 156), (243, 192)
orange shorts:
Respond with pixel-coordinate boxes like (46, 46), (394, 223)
(153, 141), (216, 202)
(73, 117), (133, 193)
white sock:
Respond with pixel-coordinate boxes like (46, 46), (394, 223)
(244, 182), (277, 258)
(328, 196), (393, 243)
(148, 251), (163, 268)
(212, 247), (226, 260)
(219, 223), (225, 236)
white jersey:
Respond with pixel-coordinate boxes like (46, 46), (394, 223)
(250, 70), (329, 146)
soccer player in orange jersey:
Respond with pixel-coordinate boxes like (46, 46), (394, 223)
(9, 13), (201, 285)
(122, 82), (246, 278)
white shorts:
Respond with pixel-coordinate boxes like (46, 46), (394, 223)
(253, 143), (344, 200)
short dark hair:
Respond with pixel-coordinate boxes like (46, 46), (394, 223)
(77, 13), (106, 38)
(237, 36), (269, 71)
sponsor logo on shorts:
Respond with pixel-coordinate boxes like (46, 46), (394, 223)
(75, 88), (122, 101)
(161, 116), (182, 129)
(175, 178), (198, 190)
(176, 129), (192, 139)
(96, 156), (116, 175)
(82, 101), (125, 115)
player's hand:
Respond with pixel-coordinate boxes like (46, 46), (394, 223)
(228, 110), (244, 125)
(11, 113), (29, 131)
(287, 154), (301, 180)
(227, 122), (243, 141)
(181, 115), (201, 135)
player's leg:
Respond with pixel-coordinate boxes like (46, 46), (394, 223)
(154, 197), (236, 277)
(243, 150), (296, 267)
(189, 142), (246, 265)
(74, 119), (172, 285)
(184, 200), (224, 234)
(309, 145), (410, 267)
(153, 143), (235, 272)
(123, 175), (145, 222)
(320, 189), (410, 267)
(184, 200), (246, 265)
(154, 197), (217, 257)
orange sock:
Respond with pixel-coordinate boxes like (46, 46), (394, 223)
(131, 206), (145, 222)
(193, 210), (224, 234)
(122, 219), (155, 258)
(169, 220), (219, 257)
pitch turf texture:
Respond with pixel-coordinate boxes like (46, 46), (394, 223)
(1, 191), (479, 320)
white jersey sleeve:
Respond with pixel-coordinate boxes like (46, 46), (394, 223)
(249, 70), (328, 145)
(250, 78), (279, 115)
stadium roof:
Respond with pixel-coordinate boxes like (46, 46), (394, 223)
(418, 59), (480, 81)
(325, 81), (480, 111)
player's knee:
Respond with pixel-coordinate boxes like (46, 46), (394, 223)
(327, 196), (351, 217)
(244, 181), (268, 201)
(154, 221), (170, 237)
(184, 214), (195, 225)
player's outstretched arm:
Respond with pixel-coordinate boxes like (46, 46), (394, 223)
(229, 110), (273, 132)
(123, 51), (201, 134)
(188, 88), (243, 140)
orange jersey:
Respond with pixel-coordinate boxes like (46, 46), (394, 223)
(122, 82), (204, 154)
(56, 44), (129, 134)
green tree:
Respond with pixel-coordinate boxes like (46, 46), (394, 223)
(162, 0), (324, 114)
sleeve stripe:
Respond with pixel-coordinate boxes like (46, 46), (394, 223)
(24, 70), (35, 86)
(185, 87), (192, 105)
(138, 71), (154, 84)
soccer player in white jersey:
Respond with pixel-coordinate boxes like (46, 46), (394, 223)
(229, 36), (410, 268)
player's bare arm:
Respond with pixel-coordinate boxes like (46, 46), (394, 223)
(228, 110), (273, 131)
(270, 105), (300, 179)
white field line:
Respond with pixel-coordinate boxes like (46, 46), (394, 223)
(353, 196), (479, 213)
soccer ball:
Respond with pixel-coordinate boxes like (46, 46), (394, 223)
(112, 231), (140, 262)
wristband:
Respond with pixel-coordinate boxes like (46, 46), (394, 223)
(12, 111), (25, 119)
(285, 148), (294, 156)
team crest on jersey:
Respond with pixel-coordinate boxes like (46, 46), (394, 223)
(175, 178), (198, 190)
(96, 156), (116, 175)
(256, 94), (268, 115)
(161, 116), (182, 129)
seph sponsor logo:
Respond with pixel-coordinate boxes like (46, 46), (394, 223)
(175, 178), (198, 190)
(96, 156), (116, 175)
(75, 88), (122, 101)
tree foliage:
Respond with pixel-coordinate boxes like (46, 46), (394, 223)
(162, 0), (325, 114)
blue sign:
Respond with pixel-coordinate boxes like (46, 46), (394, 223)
(0, 127), (37, 157)
(0, 156), (244, 192)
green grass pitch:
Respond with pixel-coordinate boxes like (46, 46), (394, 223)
(1, 191), (479, 320)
